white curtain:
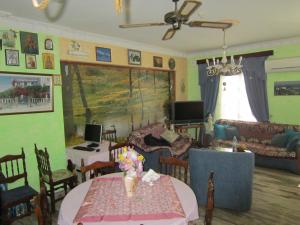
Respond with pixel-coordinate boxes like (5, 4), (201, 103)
(217, 73), (256, 122)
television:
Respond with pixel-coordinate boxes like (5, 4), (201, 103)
(172, 101), (204, 124)
(84, 124), (102, 146)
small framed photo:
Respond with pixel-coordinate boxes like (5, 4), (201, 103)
(153, 56), (163, 68)
(128, 49), (141, 65)
(42, 53), (55, 69)
(45, 38), (53, 50)
(96, 47), (111, 62)
(5, 49), (19, 66)
(0, 39), (2, 50)
(25, 54), (37, 69)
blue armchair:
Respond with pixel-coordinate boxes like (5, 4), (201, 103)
(189, 148), (254, 212)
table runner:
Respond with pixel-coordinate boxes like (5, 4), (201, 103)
(73, 176), (185, 223)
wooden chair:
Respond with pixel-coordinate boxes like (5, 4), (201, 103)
(34, 180), (52, 225)
(0, 149), (38, 224)
(102, 128), (117, 143)
(159, 156), (188, 184)
(205, 171), (214, 225)
(80, 159), (115, 182)
(108, 141), (133, 162)
(34, 144), (77, 213)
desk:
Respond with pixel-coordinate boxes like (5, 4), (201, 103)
(58, 173), (199, 225)
(66, 140), (113, 168)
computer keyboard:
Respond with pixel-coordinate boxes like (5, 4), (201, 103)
(73, 146), (95, 151)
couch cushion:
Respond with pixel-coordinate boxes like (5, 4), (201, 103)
(225, 126), (239, 140)
(160, 129), (179, 144)
(285, 129), (300, 143)
(271, 133), (288, 148)
(214, 124), (229, 140)
(286, 135), (300, 152)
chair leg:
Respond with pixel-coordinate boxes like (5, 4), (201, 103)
(50, 186), (56, 213)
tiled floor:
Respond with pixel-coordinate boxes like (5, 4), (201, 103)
(14, 167), (300, 225)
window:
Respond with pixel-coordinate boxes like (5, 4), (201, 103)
(216, 73), (256, 122)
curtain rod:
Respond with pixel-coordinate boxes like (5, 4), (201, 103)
(196, 50), (274, 64)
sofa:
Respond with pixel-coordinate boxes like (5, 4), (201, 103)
(212, 119), (300, 174)
(128, 122), (192, 172)
(189, 148), (254, 212)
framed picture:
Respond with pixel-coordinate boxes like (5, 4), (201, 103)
(0, 39), (2, 50)
(274, 81), (300, 96)
(25, 54), (37, 69)
(45, 38), (53, 50)
(42, 53), (55, 69)
(153, 56), (163, 68)
(0, 72), (53, 115)
(128, 49), (141, 65)
(96, 47), (111, 62)
(5, 49), (19, 66)
(20, 31), (39, 54)
(2, 30), (16, 48)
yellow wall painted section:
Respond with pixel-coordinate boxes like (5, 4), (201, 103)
(59, 38), (188, 100)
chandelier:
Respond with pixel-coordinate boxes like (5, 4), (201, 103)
(32, 0), (49, 10)
(206, 29), (242, 76)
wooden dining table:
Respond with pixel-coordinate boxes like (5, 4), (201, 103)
(58, 172), (199, 225)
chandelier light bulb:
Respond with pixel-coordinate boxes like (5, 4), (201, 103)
(32, 0), (49, 10)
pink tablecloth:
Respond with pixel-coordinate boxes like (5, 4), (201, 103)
(74, 176), (185, 223)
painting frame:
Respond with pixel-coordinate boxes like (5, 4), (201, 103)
(25, 54), (37, 69)
(20, 31), (39, 54)
(96, 47), (111, 62)
(0, 72), (54, 115)
(274, 81), (300, 96)
(128, 49), (141, 65)
(42, 53), (55, 69)
(153, 56), (163, 68)
(5, 49), (19, 66)
(44, 38), (53, 50)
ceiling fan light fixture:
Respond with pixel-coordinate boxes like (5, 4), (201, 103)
(162, 28), (176, 40)
(178, 0), (202, 18)
(32, 0), (49, 10)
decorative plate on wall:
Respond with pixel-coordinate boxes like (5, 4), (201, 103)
(168, 58), (176, 70)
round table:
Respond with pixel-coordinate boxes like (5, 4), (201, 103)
(58, 173), (199, 225)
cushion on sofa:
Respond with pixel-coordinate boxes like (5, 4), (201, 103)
(285, 129), (300, 143)
(225, 126), (239, 140)
(286, 135), (300, 152)
(271, 133), (288, 148)
(214, 124), (229, 140)
(160, 129), (179, 144)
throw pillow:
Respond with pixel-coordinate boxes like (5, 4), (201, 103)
(286, 135), (300, 152)
(160, 129), (180, 144)
(225, 126), (239, 140)
(270, 133), (288, 148)
(285, 129), (300, 143)
(214, 124), (229, 140)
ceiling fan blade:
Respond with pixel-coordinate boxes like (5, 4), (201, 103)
(178, 0), (202, 18)
(187, 20), (233, 29)
(162, 28), (177, 41)
(119, 22), (167, 28)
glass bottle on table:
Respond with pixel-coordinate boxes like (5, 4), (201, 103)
(232, 136), (238, 152)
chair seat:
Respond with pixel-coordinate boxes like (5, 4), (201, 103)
(44, 169), (74, 183)
(1, 185), (38, 207)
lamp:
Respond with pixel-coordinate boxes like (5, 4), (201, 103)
(32, 0), (49, 10)
(115, 0), (123, 15)
(206, 29), (242, 76)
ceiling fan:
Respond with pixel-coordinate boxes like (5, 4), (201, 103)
(119, 0), (233, 40)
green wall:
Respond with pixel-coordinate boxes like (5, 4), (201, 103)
(187, 43), (300, 125)
(0, 28), (66, 190)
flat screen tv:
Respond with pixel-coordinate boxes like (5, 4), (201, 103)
(172, 101), (204, 124)
(84, 124), (102, 144)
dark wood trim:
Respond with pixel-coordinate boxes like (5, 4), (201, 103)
(60, 60), (174, 72)
(196, 50), (274, 64)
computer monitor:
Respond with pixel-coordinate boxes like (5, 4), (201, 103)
(84, 124), (102, 145)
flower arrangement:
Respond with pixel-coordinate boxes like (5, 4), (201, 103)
(118, 146), (144, 177)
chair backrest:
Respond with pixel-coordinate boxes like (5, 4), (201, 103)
(205, 171), (214, 225)
(34, 180), (52, 225)
(159, 156), (188, 183)
(34, 144), (52, 182)
(0, 148), (28, 186)
(80, 159), (115, 182)
(102, 128), (117, 143)
(108, 142), (132, 162)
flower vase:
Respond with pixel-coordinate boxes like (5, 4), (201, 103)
(124, 174), (138, 197)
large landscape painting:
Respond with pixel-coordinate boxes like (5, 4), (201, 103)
(61, 62), (173, 146)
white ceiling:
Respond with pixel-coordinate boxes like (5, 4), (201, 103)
(1, 0), (300, 54)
